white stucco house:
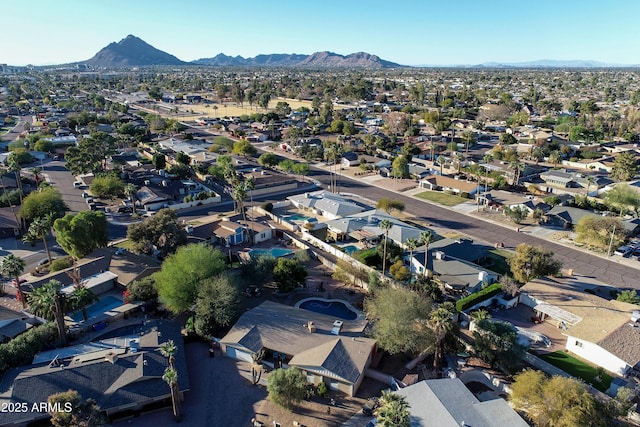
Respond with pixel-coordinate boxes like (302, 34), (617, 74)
(520, 276), (640, 376)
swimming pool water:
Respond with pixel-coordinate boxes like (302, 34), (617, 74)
(285, 214), (313, 222)
(70, 295), (124, 322)
(342, 245), (359, 254)
(299, 300), (358, 320)
(249, 248), (293, 258)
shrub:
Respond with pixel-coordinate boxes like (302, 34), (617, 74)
(317, 381), (328, 397)
(261, 202), (273, 212)
(0, 322), (58, 374)
(49, 257), (73, 272)
(357, 248), (380, 267)
(459, 192), (470, 199)
(126, 276), (157, 302)
(455, 283), (503, 312)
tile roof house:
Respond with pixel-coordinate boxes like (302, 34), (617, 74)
(419, 175), (480, 196)
(0, 320), (189, 427)
(395, 378), (528, 427)
(323, 210), (423, 246)
(220, 301), (376, 396)
(520, 276), (640, 376)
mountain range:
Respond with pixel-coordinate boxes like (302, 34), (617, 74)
(82, 35), (402, 68)
(73, 35), (637, 69)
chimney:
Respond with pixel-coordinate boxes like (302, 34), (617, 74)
(105, 352), (118, 364)
(307, 321), (316, 333)
(435, 251), (445, 261)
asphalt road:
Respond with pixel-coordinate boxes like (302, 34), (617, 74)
(308, 168), (640, 289)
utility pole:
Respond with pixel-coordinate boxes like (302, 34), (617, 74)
(607, 224), (617, 257)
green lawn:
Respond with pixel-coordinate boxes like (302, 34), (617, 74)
(537, 351), (613, 392)
(487, 249), (511, 276)
(414, 191), (468, 207)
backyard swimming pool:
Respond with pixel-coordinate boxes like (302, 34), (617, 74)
(342, 245), (360, 254)
(70, 295), (124, 322)
(284, 213), (313, 222)
(297, 299), (359, 320)
(249, 248), (293, 258)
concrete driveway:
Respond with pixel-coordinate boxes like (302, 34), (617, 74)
(111, 341), (266, 427)
(41, 159), (88, 213)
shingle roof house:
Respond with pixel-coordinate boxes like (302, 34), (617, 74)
(0, 320), (189, 427)
(220, 301), (376, 396)
(396, 378), (528, 427)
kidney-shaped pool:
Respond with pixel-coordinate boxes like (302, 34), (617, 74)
(296, 298), (360, 320)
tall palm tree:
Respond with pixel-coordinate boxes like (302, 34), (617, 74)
(245, 177), (256, 244)
(2, 254), (26, 306)
(69, 285), (97, 322)
(163, 367), (182, 422)
(375, 390), (410, 427)
(28, 279), (68, 346)
(23, 215), (54, 264)
(159, 339), (177, 369)
(510, 159), (525, 187)
(124, 183), (138, 213)
(30, 167), (42, 186)
(585, 176), (595, 197)
(379, 219), (393, 275)
(429, 142), (437, 163)
(404, 238), (418, 281)
(7, 155), (23, 207)
(469, 308), (491, 332)
(429, 303), (455, 370)
(419, 231), (433, 278)
(0, 167), (20, 230)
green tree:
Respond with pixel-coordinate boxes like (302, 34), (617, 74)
(391, 155), (410, 179)
(603, 183), (640, 216)
(126, 209), (187, 257)
(23, 214), (55, 264)
(159, 339), (177, 368)
(123, 183), (138, 212)
(430, 303), (455, 370)
(1, 254), (26, 305)
(232, 140), (257, 158)
(28, 280), (68, 347)
(404, 237), (418, 281)
(274, 101), (291, 118)
(47, 389), (105, 427)
(54, 211), (108, 260)
(610, 152), (638, 182)
(65, 132), (115, 175)
(266, 367), (307, 410)
(19, 187), (67, 222)
(126, 276), (157, 303)
(379, 219), (393, 274)
(504, 205), (528, 224)
(462, 131), (476, 154)
(617, 289), (640, 305)
(389, 260), (409, 281)
(364, 286), (434, 354)
(375, 391), (411, 427)
(291, 162), (310, 181)
(194, 274), (238, 336)
(154, 244), (227, 313)
(278, 159), (295, 173)
(162, 367), (182, 422)
(575, 216), (625, 252)
(272, 258), (307, 292)
(258, 152), (279, 168)
(376, 198), (405, 215)
(152, 152), (166, 170)
(472, 319), (525, 373)
(509, 243), (562, 283)
(89, 174), (124, 199)
(510, 370), (605, 427)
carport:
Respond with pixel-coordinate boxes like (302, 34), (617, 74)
(533, 303), (582, 329)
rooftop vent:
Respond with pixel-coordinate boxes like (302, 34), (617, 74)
(307, 321), (316, 333)
(105, 352), (118, 364)
(435, 251), (445, 261)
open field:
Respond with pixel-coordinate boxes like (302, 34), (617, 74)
(153, 97), (348, 119)
(414, 190), (468, 207)
(537, 351), (613, 392)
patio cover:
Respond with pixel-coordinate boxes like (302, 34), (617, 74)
(533, 303), (582, 326)
(349, 229), (377, 241)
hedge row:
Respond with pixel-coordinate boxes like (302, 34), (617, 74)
(0, 322), (58, 374)
(455, 283), (503, 312)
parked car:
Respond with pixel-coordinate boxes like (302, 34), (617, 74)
(614, 246), (633, 257)
(73, 181), (82, 188)
(362, 398), (379, 416)
(117, 206), (133, 213)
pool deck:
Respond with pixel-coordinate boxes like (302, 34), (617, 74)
(65, 291), (141, 332)
(294, 297), (365, 322)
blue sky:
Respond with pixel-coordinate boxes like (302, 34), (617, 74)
(3, 0), (638, 66)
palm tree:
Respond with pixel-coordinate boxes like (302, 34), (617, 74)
(159, 339), (177, 369)
(245, 177), (256, 244)
(455, 153), (464, 174)
(28, 280), (68, 346)
(469, 308), (491, 331)
(585, 176), (595, 197)
(162, 367), (182, 422)
(429, 303), (455, 370)
(379, 219), (393, 275)
(69, 285), (97, 322)
(2, 254), (26, 306)
(375, 390), (410, 427)
(436, 155), (446, 176)
(30, 167), (42, 186)
(23, 215), (54, 264)
(404, 238), (418, 281)
(7, 155), (23, 206)
(419, 231), (433, 278)
(429, 142), (437, 163)
(124, 183), (138, 213)
(510, 159), (525, 187)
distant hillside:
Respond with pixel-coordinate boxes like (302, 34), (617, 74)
(83, 35), (186, 67)
(475, 59), (631, 68)
(193, 51), (402, 68)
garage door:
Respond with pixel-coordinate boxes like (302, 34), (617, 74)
(226, 347), (253, 362)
